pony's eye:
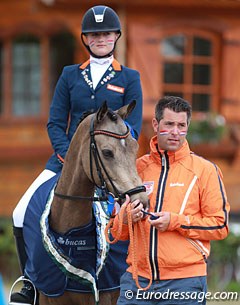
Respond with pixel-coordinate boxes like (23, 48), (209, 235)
(102, 149), (114, 159)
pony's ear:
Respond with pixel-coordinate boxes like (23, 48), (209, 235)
(96, 101), (108, 122)
(117, 100), (136, 120)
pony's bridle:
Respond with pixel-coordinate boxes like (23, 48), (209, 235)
(54, 115), (146, 205)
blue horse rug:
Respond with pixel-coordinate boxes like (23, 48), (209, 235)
(23, 174), (128, 303)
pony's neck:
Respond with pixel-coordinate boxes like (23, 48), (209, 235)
(50, 158), (94, 234)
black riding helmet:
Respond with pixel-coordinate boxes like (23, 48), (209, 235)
(81, 5), (121, 58)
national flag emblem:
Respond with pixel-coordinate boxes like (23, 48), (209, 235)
(143, 181), (154, 195)
(159, 130), (169, 135)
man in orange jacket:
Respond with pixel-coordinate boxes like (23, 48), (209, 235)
(111, 96), (230, 305)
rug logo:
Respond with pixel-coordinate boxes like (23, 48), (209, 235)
(57, 237), (87, 246)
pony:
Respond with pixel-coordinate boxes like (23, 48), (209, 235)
(16, 101), (149, 305)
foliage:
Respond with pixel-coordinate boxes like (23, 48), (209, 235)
(208, 224), (240, 291)
(0, 217), (19, 279)
(187, 112), (227, 145)
(225, 280), (240, 292)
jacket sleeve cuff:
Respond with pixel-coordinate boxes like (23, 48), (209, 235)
(168, 213), (187, 231)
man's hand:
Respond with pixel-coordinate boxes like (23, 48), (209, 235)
(121, 196), (144, 224)
(130, 200), (144, 223)
(148, 211), (170, 232)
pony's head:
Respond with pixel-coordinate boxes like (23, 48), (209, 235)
(77, 101), (149, 209)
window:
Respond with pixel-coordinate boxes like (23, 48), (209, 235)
(12, 35), (41, 116)
(160, 32), (219, 112)
(50, 32), (75, 95)
(0, 31), (75, 122)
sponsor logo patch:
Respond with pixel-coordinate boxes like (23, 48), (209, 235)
(170, 182), (184, 187)
(107, 84), (125, 93)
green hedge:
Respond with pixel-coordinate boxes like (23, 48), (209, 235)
(208, 225), (240, 291)
(0, 218), (19, 280)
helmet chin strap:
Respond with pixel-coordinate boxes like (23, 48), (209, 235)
(81, 33), (121, 59)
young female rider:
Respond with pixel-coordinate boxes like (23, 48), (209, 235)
(10, 5), (143, 305)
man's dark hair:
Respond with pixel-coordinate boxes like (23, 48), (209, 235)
(155, 96), (192, 125)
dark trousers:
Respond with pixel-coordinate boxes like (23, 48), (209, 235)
(117, 271), (207, 305)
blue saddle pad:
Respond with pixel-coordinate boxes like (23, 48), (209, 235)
(23, 174), (128, 302)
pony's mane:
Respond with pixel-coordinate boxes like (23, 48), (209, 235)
(107, 109), (118, 121)
(77, 107), (118, 128)
(77, 110), (95, 127)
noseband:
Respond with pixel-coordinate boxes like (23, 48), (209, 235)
(54, 114), (146, 205)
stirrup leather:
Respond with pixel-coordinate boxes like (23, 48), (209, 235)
(8, 276), (37, 305)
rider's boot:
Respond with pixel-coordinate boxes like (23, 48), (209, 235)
(8, 226), (36, 305)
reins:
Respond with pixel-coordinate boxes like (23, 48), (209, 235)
(54, 192), (109, 202)
(105, 202), (153, 291)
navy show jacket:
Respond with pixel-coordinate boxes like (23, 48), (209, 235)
(46, 59), (143, 172)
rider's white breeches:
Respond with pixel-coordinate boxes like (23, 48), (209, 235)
(12, 169), (56, 228)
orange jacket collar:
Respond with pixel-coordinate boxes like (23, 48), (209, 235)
(149, 135), (190, 164)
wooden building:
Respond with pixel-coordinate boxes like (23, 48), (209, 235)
(0, 0), (240, 217)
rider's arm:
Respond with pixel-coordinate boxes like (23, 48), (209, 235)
(47, 67), (71, 161)
(122, 69), (142, 140)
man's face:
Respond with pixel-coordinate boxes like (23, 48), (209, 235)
(152, 108), (188, 152)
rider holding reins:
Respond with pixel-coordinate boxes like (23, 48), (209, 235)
(10, 5), (143, 305)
